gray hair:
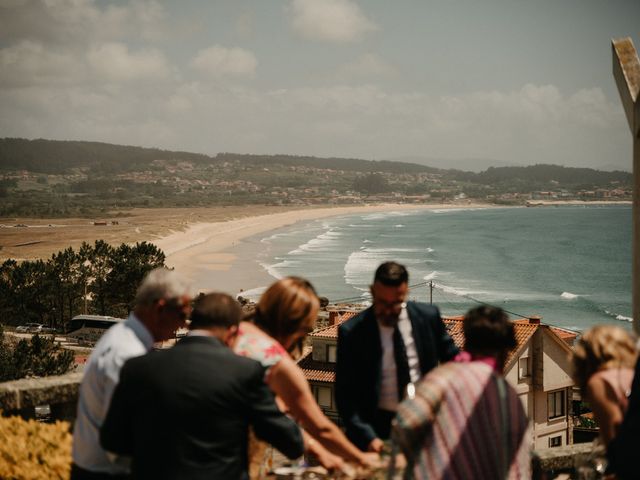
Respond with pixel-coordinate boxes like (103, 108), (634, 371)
(134, 268), (191, 307)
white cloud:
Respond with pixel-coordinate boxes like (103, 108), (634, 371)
(87, 43), (170, 82)
(288, 0), (377, 43)
(333, 53), (397, 82)
(0, 0), (167, 45)
(190, 45), (257, 77)
(0, 40), (83, 87)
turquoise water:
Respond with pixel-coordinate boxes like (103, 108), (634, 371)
(254, 206), (632, 332)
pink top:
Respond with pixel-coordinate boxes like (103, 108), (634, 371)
(590, 367), (634, 412)
(454, 351), (500, 372)
(234, 324), (287, 382)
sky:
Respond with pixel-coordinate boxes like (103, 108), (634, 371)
(0, 0), (639, 172)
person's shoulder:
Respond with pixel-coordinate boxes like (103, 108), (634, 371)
(213, 342), (266, 377)
(338, 307), (371, 334)
(407, 301), (440, 320)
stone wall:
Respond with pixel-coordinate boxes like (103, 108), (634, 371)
(0, 372), (82, 422)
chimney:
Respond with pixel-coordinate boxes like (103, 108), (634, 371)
(528, 315), (542, 325)
(328, 310), (339, 326)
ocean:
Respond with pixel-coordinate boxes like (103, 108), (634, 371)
(251, 205), (632, 332)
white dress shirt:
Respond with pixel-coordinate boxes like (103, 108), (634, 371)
(72, 313), (154, 473)
(377, 307), (420, 411)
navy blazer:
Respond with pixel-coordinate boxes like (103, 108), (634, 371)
(335, 302), (459, 451)
(101, 336), (304, 480)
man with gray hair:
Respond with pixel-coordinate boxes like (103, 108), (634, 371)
(72, 268), (192, 480)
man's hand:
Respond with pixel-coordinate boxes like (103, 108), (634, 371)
(367, 438), (384, 453)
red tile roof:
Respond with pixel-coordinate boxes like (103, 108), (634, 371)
(443, 317), (538, 370)
(310, 311), (358, 339)
(550, 326), (579, 345)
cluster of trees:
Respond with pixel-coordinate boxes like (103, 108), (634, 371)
(0, 326), (74, 381)
(352, 173), (391, 195)
(0, 240), (166, 329)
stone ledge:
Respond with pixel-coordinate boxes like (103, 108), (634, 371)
(532, 443), (595, 478)
(0, 372), (83, 411)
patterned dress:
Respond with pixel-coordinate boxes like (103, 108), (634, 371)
(234, 323), (289, 479)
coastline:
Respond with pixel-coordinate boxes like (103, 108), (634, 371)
(156, 203), (495, 296)
(526, 200), (631, 206)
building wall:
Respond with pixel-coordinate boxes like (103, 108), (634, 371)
(505, 333), (573, 450)
(541, 331), (573, 391)
(532, 330), (573, 449)
(311, 339), (337, 363)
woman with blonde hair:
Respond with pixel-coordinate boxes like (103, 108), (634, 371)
(571, 325), (638, 445)
(234, 277), (377, 476)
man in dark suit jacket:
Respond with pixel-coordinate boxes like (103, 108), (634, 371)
(336, 262), (459, 452)
(100, 292), (304, 480)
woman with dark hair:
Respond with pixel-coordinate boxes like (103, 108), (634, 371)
(393, 306), (531, 479)
(233, 277), (377, 477)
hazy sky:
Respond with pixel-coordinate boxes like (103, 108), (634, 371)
(1, 0), (639, 171)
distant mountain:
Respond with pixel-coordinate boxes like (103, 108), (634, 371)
(386, 156), (513, 173)
(0, 138), (442, 175)
(454, 164), (631, 186)
(388, 156), (633, 174)
(0, 138), (631, 186)
(0, 138), (214, 174)
(215, 153), (440, 174)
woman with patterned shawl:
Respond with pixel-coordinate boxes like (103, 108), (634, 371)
(393, 305), (531, 479)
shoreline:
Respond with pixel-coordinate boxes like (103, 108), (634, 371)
(525, 200), (631, 206)
(156, 203), (496, 295)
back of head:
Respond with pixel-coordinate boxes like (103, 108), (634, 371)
(374, 261), (409, 287)
(135, 268), (191, 308)
(572, 325), (638, 394)
(190, 293), (241, 330)
(463, 306), (516, 356)
(255, 277), (319, 341)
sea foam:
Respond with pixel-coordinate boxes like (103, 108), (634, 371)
(560, 292), (579, 300)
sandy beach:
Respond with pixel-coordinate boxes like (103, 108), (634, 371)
(155, 203), (494, 296)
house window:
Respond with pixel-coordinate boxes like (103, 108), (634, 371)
(518, 357), (530, 379)
(327, 344), (337, 363)
(548, 390), (566, 419)
(316, 386), (332, 408)
(549, 435), (562, 448)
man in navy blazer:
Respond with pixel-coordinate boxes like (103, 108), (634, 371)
(336, 262), (458, 452)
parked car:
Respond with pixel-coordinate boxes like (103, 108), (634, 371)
(15, 323), (45, 333)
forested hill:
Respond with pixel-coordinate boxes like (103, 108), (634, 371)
(0, 138), (438, 175)
(452, 164), (631, 185)
(215, 153), (439, 174)
(0, 138), (213, 173)
(0, 138), (631, 185)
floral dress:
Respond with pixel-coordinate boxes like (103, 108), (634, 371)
(234, 323), (290, 478)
